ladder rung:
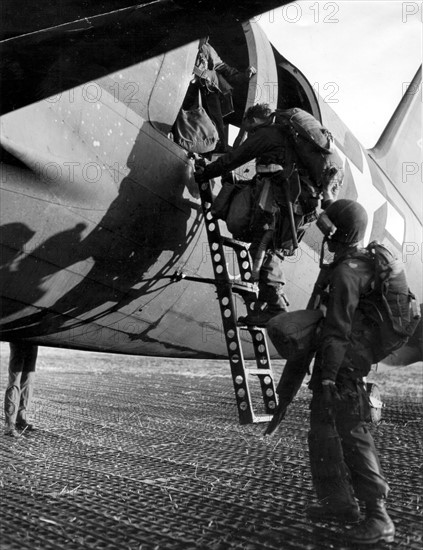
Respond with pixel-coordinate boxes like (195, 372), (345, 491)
(246, 368), (273, 376)
(220, 236), (249, 250)
(231, 281), (258, 296)
(252, 414), (275, 424)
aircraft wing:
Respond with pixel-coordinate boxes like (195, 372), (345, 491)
(0, 0), (291, 115)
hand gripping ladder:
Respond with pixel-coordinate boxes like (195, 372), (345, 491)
(198, 179), (278, 424)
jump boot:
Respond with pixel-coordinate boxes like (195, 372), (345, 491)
(307, 498), (362, 524)
(348, 498), (395, 544)
(238, 283), (288, 327)
(238, 303), (286, 327)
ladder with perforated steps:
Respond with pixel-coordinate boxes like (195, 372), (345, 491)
(197, 177), (279, 424)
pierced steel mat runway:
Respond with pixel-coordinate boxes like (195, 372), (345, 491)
(0, 346), (422, 550)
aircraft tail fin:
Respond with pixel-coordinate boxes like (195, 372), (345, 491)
(370, 66), (422, 219)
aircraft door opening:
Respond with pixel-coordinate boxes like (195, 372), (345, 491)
(241, 20), (279, 113)
(209, 20), (279, 148)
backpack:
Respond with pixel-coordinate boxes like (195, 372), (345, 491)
(273, 108), (344, 190)
(352, 241), (421, 363)
(365, 241), (420, 334)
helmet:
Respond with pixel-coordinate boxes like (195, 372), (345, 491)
(323, 199), (368, 244)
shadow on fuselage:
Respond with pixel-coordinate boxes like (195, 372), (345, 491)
(0, 127), (198, 342)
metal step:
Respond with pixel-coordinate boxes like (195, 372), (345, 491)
(246, 368), (273, 376)
(197, 178), (278, 424)
(231, 280), (258, 296)
(220, 236), (250, 250)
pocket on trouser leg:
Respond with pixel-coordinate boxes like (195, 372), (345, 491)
(260, 252), (286, 284)
(258, 283), (288, 311)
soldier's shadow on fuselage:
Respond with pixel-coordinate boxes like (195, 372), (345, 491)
(0, 127), (196, 339)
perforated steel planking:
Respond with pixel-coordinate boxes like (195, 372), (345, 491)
(1, 349), (422, 550)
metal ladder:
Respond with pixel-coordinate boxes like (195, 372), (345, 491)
(198, 178), (278, 424)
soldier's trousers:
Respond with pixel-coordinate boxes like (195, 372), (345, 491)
(308, 378), (389, 505)
(4, 342), (38, 427)
(249, 244), (287, 311)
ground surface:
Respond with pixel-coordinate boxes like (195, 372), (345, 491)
(0, 343), (422, 550)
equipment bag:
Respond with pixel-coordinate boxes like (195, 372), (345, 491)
(273, 107), (344, 190)
(211, 172), (256, 242)
(266, 309), (324, 360)
(211, 180), (236, 220)
(365, 241), (420, 334)
(174, 90), (218, 154)
(357, 241), (421, 360)
(225, 182), (255, 241)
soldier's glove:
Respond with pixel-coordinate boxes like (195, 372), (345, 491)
(321, 379), (340, 424)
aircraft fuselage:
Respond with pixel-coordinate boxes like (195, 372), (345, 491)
(1, 19), (421, 363)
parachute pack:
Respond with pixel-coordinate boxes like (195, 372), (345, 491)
(272, 107), (344, 191)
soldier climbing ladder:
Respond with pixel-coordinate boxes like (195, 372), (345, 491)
(197, 175), (279, 424)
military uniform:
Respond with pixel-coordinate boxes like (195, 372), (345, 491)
(307, 246), (396, 544)
(188, 41), (250, 152)
(265, 198), (396, 543)
(200, 122), (318, 320)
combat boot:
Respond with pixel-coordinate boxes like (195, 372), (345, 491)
(238, 305), (286, 327)
(348, 498), (395, 544)
(307, 500), (362, 524)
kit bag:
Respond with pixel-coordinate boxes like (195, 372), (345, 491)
(225, 182), (255, 241)
(211, 178), (236, 220)
(174, 90), (218, 154)
(273, 107), (344, 189)
(267, 309), (324, 360)
(211, 175), (256, 242)
(359, 241), (421, 359)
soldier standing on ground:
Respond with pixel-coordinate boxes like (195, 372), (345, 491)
(304, 200), (395, 545)
(4, 341), (38, 437)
